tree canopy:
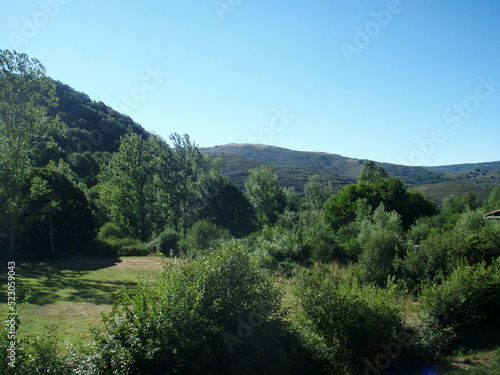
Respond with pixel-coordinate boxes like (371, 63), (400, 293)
(0, 50), (63, 258)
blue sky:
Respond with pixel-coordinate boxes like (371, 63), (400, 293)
(1, 0), (500, 166)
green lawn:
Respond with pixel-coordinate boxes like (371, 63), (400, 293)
(1, 256), (165, 345)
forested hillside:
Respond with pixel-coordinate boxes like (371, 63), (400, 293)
(203, 144), (500, 201)
(203, 143), (449, 185)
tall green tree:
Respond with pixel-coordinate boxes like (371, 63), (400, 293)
(169, 133), (215, 237)
(357, 204), (404, 286)
(98, 133), (155, 241)
(20, 164), (96, 255)
(304, 174), (333, 210)
(195, 173), (256, 237)
(244, 164), (285, 224)
(0, 50), (63, 258)
(147, 134), (174, 235)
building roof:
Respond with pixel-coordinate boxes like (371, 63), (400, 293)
(485, 209), (500, 219)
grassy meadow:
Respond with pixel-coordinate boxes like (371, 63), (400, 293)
(1, 256), (165, 345)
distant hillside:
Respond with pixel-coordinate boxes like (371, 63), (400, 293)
(210, 151), (355, 193)
(203, 143), (447, 186)
(203, 144), (500, 202)
(413, 182), (493, 205)
(425, 161), (500, 173)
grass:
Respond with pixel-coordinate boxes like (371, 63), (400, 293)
(0, 256), (165, 345)
(411, 348), (500, 375)
(441, 348), (500, 374)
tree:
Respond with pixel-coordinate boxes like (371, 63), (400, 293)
(484, 186), (500, 212)
(283, 186), (301, 212)
(304, 174), (333, 210)
(324, 177), (436, 231)
(0, 50), (63, 258)
(169, 133), (215, 237)
(357, 160), (388, 183)
(244, 164), (285, 224)
(195, 173), (256, 237)
(441, 192), (481, 216)
(19, 163), (96, 255)
(147, 134), (175, 235)
(98, 133), (155, 241)
(357, 205), (404, 286)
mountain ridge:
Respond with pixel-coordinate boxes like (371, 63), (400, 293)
(202, 143), (500, 201)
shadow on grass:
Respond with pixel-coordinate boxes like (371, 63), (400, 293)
(46, 257), (122, 271)
(1, 257), (139, 306)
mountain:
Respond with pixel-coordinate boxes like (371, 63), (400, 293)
(203, 144), (500, 201)
(39, 81), (499, 202)
(203, 143), (446, 185)
(424, 161), (500, 173)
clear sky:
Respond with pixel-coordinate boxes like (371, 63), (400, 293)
(1, 0), (500, 166)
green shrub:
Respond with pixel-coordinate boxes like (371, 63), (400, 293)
(419, 259), (500, 352)
(183, 220), (231, 255)
(401, 219), (500, 289)
(357, 205), (404, 286)
(294, 270), (407, 374)
(251, 225), (309, 275)
(97, 222), (124, 239)
(146, 229), (180, 255)
(92, 242), (307, 374)
(96, 236), (148, 256)
(0, 320), (87, 375)
(301, 211), (346, 263)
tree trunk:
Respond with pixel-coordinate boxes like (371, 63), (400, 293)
(7, 220), (16, 260)
(49, 214), (55, 253)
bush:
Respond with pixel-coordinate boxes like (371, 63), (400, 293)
(98, 222), (124, 239)
(301, 211), (346, 264)
(401, 218), (500, 289)
(96, 236), (148, 256)
(294, 270), (407, 374)
(146, 229), (180, 255)
(419, 259), (500, 352)
(0, 321), (87, 375)
(253, 225), (309, 273)
(183, 220), (231, 255)
(91, 242), (309, 374)
(357, 205), (404, 286)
